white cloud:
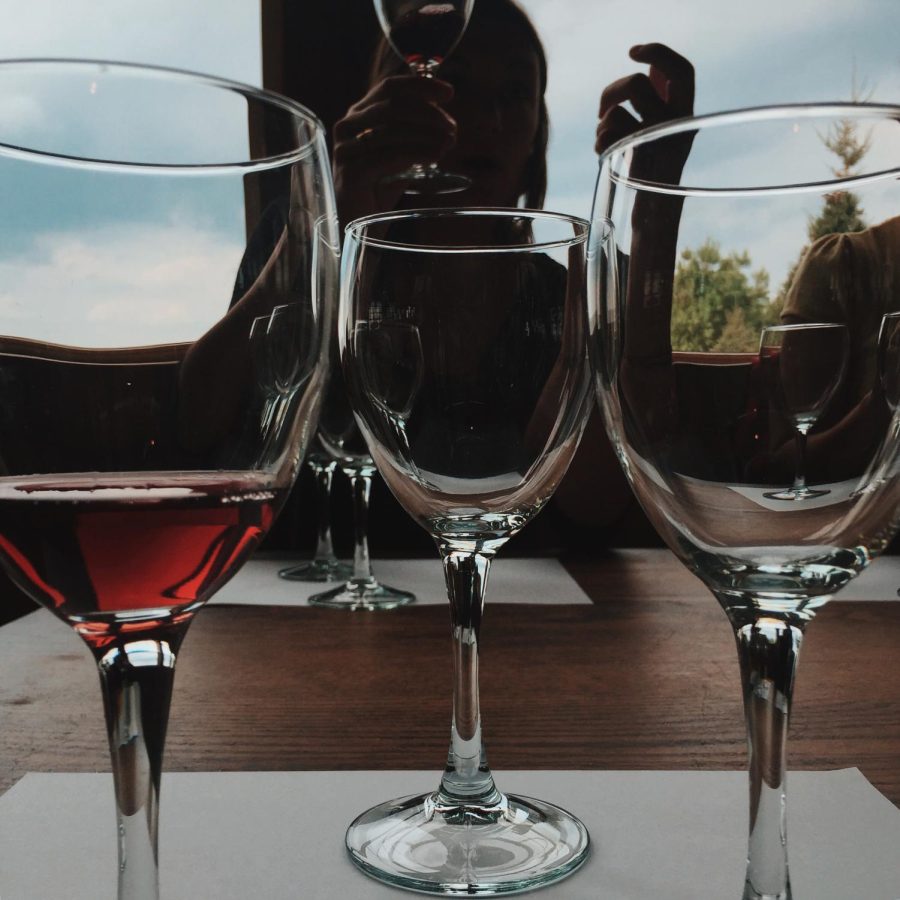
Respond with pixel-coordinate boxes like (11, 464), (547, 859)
(0, 222), (245, 347)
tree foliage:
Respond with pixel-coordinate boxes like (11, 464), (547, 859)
(671, 240), (776, 352)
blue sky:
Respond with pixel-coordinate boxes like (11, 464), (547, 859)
(0, 0), (896, 344)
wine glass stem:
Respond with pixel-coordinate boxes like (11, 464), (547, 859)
(436, 544), (499, 805)
(344, 465), (376, 583)
(730, 614), (805, 900)
(87, 624), (189, 900)
(792, 428), (810, 494)
(311, 460), (338, 563)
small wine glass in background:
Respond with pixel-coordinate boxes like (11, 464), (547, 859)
(341, 208), (593, 895)
(278, 448), (353, 582)
(374, 0), (475, 193)
(0, 60), (336, 898)
(307, 331), (415, 610)
(760, 323), (849, 500)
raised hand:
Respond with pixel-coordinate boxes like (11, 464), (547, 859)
(596, 42), (694, 155)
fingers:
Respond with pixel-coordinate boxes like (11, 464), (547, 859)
(595, 106), (640, 155)
(333, 73), (457, 168)
(596, 42), (695, 155)
(629, 43), (695, 115)
(599, 73), (668, 121)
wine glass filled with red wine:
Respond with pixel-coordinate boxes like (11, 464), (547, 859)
(374, 0), (475, 193)
(0, 59), (336, 899)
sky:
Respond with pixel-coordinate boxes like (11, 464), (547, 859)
(0, 0), (900, 215)
(0, 0), (897, 343)
(0, 0), (896, 219)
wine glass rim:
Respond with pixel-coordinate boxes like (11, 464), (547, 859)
(345, 207), (589, 252)
(762, 322), (849, 332)
(0, 57), (325, 174)
(598, 101), (900, 197)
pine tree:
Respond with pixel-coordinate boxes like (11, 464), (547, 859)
(807, 116), (870, 241)
(774, 102), (872, 313)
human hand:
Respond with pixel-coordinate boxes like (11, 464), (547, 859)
(333, 75), (457, 225)
(595, 43), (694, 183)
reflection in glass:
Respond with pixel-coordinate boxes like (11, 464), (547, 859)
(591, 104), (900, 900)
(759, 323), (849, 500)
(341, 208), (592, 895)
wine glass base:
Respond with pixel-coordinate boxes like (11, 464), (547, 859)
(308, 579), (415, 610)
(346, 790), (590, 895)
(278, 559), (354, 583)
(383, 166), (471, 196)
(762, 487), (830, 501)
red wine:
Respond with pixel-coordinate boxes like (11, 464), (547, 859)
(0, 471), (283, 642)
(386, 4), (467, 67)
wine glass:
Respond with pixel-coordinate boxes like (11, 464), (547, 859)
(306, 218), (415, 609)
(0, 59), (336, 898)
(591, 104), (900, 900)
(341, 208), (593, 894)
(759, 323), (849, 500)
(374, 0), (475, 193)
(307, 368), (416, 610)
(278, 449), (353, 582)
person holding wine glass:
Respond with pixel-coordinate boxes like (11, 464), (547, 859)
(332, 0), (549, 224)
(327, 0), (637, 553)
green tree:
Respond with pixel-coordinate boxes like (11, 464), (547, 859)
(671, 240), (774, 352)
(807, 116), (870, 241)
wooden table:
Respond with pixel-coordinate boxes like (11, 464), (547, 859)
(1, 550), (898, 807)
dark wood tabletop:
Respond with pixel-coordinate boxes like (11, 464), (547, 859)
(1, 549), (898, 807)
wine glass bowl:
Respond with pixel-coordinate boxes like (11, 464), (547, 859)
(591, 104), (900, 899)
(373, 0), (475, 194)
(0, 59), (336, 898)
(340, 207), (592, 895)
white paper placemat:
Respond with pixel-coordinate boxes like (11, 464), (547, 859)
(1, 769), (898, 899)
(838, 556), (900, 600)
(210, 557), (593, 606)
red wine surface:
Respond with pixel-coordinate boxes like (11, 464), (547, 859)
(0, 471), (282, 630)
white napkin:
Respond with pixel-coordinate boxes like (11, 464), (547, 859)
(210, 556), (593, 606)
(1, 769), (898, 899)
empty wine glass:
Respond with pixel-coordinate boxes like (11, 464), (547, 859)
(0, 59), (336, 898)
(307, 318), (415, 610)
(374, 0), (475, 193)
(759, 323), (849, 500)
(591, 104), (900, 900)
(341, 208), (593, 894)
(278, 448), (353, 582)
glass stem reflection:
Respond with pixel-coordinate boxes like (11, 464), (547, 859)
(311, 459), (338, 564)
(87, 623), (190, 900)
(343, 464), (377, 585)
(436, 544), (500, 806)
(726, 610), (805, 900)
(792, 426), (811, 495)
